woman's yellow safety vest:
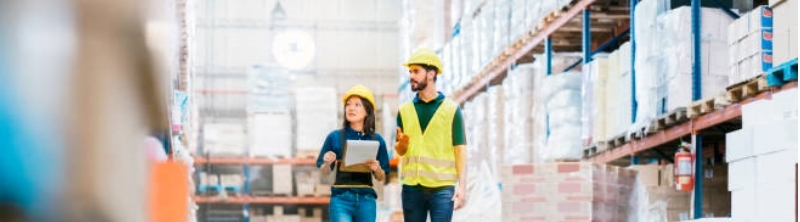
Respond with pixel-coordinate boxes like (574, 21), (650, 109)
(398, 99), (459, 187)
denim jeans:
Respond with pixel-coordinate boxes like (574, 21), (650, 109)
(401, 185), (455, 222)
(329, 190), (377, 222)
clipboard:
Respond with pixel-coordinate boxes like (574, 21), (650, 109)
(339, 140), (379, 173)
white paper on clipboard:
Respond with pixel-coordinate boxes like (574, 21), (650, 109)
(343, 140), (379, 167)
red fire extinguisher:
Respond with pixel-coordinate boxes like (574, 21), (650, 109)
(674, 143), (694, 191)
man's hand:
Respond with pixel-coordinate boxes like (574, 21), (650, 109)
(452, 185), (466, 210)
(323, 151), (337, 165)
(395, 127), (409, 155)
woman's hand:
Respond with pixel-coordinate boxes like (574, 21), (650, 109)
(323, 151), (337, 165)
(366, 159), (380, 173)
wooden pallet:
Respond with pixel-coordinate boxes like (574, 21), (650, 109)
(553, 158), (581, 162)
(654, 108), (688, 130)
(583, 141), (611, 157)
(686, 93), (730, 119)
(726, 74), (768, 103)
(607, 133), (627, 148)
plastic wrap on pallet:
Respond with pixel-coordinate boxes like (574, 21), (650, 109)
(635, 2), (718, 136)
(487, 86), (503, 179)
(295, 87), (338, 152)
(501, 162), (639, 222)
(479, 0), (495, 67)
(464, 93), (488, 174)
(250, 113), (292, 158)
(203, 123), (246, 156)
(530, 53), (582, 163)
(631, 0), (670, 136)
(453, 161), (501, 222)
(541, 71), (583, 161)
(493, 0), (511, 58)
(503, 64), (535, 164)
(581, 55), (609, 146)
(607, 43), (633, 137)
(660, 7), (734, 113)
(509, 0), (528, 40)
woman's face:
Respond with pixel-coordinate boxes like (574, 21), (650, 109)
(345, 96), (367, 124)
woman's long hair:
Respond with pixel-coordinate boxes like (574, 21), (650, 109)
(341, 96), (376, 135)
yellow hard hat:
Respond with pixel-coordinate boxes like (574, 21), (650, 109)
(342, 84), (376, 108)
(403, 48), (443, 75)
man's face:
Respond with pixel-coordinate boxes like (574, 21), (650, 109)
(408, 65), (433, 92)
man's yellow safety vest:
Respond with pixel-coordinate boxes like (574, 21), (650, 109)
(398, 99), (459, 187)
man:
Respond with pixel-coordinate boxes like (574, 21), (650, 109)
(395, 48), (467, 222)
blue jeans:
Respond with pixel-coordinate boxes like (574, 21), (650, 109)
(329, 190), (376, 222)
(401, 185), (455, 222)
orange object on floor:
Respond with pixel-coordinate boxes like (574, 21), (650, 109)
(149, 162), (188, 222)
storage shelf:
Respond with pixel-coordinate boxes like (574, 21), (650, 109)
(193, 196), (329, 205)
(194, 157), (317, 166)
(588, 81), (798, 164)
(450, 0), (599, 104)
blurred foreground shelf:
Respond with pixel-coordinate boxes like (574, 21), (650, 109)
(194, 157), (317, 166)
(193, 196), (330, 205)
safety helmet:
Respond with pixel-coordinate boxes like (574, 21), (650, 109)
(402, 48), (443, 75)
(342, 84), (376, 108)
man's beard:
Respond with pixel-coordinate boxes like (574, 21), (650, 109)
(411, 79), (428, 92)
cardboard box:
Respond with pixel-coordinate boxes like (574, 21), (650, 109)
(728, 157), (756, 191)
(772, 0), (799, 65)
(773, 88), (799, 121)
(752, 119), (798, 155)
(273, 164), (293, 195)
(731, 188), (756, 221)
(219, 174), (243, 187)
(756, 182), (796, 221)
(628, 165), (660, 187)
(756, 150), (798, 185)
(726, 128), (754, 162)
(742, 99), (776, 129)
(250, 113), (292, 158)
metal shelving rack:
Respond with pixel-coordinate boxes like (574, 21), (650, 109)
(194, 156), (327, 222)
(444, 0), (798, 219)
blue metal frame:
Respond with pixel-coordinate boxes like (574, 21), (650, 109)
(243, 165), (251, 222)
(631, 0), (638, 124)
(546, 37), (553, 139)
(546, 38), (553, 75)
(691, 0), (704, 218)
(583, 9), (592, 65)
(710, 0), (740, 19)
(693, 135), (704, 219)
(562, 28), (630, 72)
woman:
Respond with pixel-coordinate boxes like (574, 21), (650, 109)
(316, 84), (390, 222)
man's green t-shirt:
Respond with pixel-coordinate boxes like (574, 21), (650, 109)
(396, 92), (466, 146)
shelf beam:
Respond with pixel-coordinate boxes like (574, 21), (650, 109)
(588, 82), (797, 164)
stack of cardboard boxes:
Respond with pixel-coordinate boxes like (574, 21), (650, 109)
(727, 88), (798, 221)
(771, 0), (798, 65)
(629, 162), (730, 221)
(501, 162), (637, 222)
(727, 6), (773, 85)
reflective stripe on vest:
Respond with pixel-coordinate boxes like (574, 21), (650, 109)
(399, 98), (458, 187)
